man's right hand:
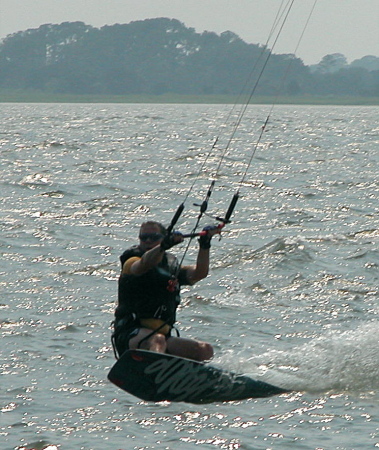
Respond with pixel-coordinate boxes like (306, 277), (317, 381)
(160, 231), (184, 250)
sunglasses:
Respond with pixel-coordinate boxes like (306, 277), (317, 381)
(139, 233), (164, 242)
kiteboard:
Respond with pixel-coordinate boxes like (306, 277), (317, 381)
(107, 349), (288, 404)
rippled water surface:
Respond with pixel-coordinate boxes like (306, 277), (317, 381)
(1, 103), (379, 449)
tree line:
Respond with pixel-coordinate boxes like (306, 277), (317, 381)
(0, 19), (378, 98)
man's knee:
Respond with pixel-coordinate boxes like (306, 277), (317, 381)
(150, 333), (167, 347)
(130, 330), (167, 352)
(196, 341), (214, 361)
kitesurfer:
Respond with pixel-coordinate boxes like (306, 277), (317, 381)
(112, 220), (220, 361)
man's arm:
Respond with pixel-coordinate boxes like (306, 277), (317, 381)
(122, 245), (164, 276)
(123, 232), (184, 276)
(183, 225), (221, 284)
(184, 247), (210, 285)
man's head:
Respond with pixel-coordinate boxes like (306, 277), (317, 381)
(138, 221), (166, 251)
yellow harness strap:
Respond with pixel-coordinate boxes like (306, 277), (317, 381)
(140, 318), (171, 336)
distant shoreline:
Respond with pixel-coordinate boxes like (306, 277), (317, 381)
(1, 91), (378, 105)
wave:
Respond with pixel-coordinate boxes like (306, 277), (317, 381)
(244, 321), (379, 394)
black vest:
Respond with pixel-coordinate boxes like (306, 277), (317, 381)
(115, 246), (184, 326)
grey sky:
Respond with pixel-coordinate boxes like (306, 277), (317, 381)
(0, 0), (378, 64)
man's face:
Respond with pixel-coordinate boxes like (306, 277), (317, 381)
(138, 224), (164, 252)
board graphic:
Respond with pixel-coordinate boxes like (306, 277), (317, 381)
(108, 349), (288, 404)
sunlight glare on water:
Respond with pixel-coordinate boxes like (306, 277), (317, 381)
(1, 103), (378, 449)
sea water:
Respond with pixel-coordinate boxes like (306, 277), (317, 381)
(1, 103), (378, 449)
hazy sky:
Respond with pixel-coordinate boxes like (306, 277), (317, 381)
(0, 0), (378, 64)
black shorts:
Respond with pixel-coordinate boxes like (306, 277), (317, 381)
(112, 320), (178, 358)
(113, 326), (140, 357)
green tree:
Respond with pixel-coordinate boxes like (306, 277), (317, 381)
(0, 19), (377, 98)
